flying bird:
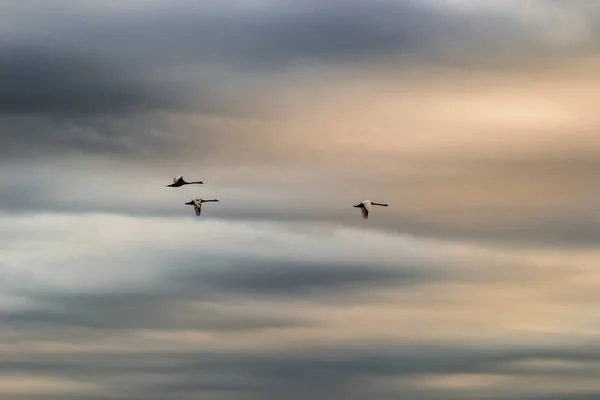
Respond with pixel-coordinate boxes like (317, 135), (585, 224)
(167, 175), (204, 187)
(353, 200), (389, 219)
(185, 198), (219, 216)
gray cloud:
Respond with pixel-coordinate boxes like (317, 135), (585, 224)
(2, 0), (599, 160)
(0, 114), (178, 159)
(0, 46), (185, 116)
(174, 257), (433, 296)
(8, 0), (599, 70)
(3, 254), (436, 330)
(0, 44), (180, 157)
(0, 212), (598, 398)
(0, 46), (269, 158)
(0, 142), (598, 249)
(4, 343), (600, 399)
(3, 0), (598, 116)
(525, 395), (600, 400)
(5, 294), (306, 332)
(3, 2), (600, 399)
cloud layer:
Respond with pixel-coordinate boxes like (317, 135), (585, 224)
(2, 0), (600, 399)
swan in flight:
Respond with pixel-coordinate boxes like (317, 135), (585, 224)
(185, 198), (219, 216)
(353, 200), (388, 219)
(167, 175), (204, 187)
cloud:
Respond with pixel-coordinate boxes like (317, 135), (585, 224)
(0, 45), (185, 116)
(2, 0), (599, 162)
(4, 343), (600, 399)
(0, 213), (460, 335)
(0, 131), (598, 249)
(5, 0), (598, 69)
(0, 44), (182, 158)
(5, 293), (308, 332)
(0, 374), (96, 397)
(1, 212), (574, 341)
(1, 0), (598, 119)
(3, 1), (600, 398)
(0, 211), (592, 337)
(3, 257), (433, 331)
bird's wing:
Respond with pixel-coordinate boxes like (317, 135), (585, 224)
(174, 175), (182, 184)
(361, 207), (368, 219)
(362, 201), (372, 212)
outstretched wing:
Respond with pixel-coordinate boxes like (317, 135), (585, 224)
(362, 200), (372, 212)
(192, 199), (202, 216)
(174, 175), (183, 184)
(361, 206), (368, 219)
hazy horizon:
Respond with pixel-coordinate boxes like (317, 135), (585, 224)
(2, 1), (600, 399)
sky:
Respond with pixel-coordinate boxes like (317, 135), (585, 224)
(2, 0), (600, 398)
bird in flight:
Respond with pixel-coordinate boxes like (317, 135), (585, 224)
(353, 200), (389, 219)
(167, 175), (204, 187)
(185, 198), (219, 216)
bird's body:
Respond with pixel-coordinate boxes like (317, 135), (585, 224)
(353, 200), (388, 219)
(185, 198), (219, 217)
(167, 175), (204, 187)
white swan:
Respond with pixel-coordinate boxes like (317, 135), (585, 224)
(353, 200), (389, 219)
(185, 198), (219, 216)
(167, 175), (204, 187)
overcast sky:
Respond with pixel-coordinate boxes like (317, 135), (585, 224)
(2, 0), (600, 399)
